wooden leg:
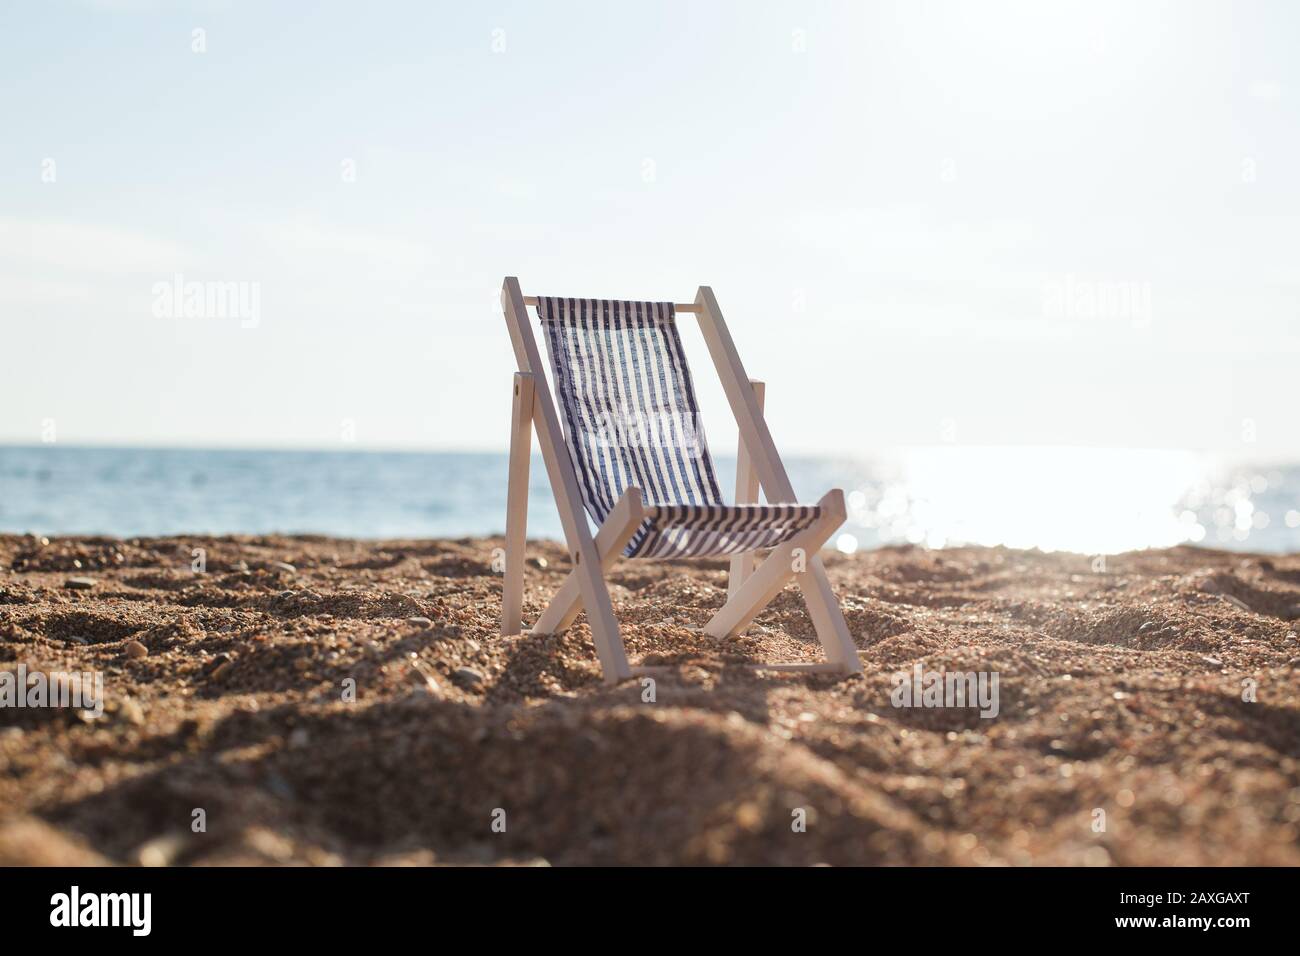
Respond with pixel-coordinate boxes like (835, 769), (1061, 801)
(500, 277), (632, 684)
(705, 490), (852, 656)
(578, 575), (630, 683)
(796, 556), (862, 672)
(501, 372), (534, 636)
(693, 286), (861, 675)
(533, 489), (644, 635)
(728, 379), (765, 602)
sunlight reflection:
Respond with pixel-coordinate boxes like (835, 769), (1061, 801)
(846, 447), (1211, 555)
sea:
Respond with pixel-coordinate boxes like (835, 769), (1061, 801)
(1, 445), (1297, 556)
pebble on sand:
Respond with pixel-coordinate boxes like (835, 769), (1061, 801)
(203, 654), (234, 681)
(407, 667), (444, 699)
(453, 667), (485, 688)
(124, 640), (149, 660)
(64, 577), (97, 590)
(133, 833), (187, 867)
(118, 698), (145, 726)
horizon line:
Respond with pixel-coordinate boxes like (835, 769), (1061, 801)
(0, 440), (1295, 468)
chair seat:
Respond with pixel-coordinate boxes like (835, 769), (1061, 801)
(626, 502), (822, 559)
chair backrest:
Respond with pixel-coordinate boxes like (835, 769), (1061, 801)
(535, 297), (723, 525)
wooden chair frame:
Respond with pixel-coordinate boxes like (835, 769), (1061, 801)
(499, 276), (861, 684)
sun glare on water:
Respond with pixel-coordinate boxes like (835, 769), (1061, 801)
(842, 447), (1210, 556)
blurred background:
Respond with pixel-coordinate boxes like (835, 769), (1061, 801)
(2, 0), (1297, 553)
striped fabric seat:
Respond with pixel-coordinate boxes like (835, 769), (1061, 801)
(536, 296), (822, 559)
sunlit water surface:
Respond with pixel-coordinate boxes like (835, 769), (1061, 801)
(1, 445), (1297, 555)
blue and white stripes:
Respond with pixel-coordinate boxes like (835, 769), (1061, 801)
(536, 296), (820, 559)
(636, 503), (823, 559)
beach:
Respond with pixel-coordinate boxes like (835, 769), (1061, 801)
(2, 533), (1298, 866)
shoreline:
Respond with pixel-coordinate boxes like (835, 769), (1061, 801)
(2, 534), (1298, 865)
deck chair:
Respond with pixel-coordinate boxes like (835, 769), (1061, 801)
(499, 276), (861, 684)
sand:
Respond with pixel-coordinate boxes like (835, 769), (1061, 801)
(1, 533), (1298, 866)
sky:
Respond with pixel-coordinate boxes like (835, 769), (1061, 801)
(1, 0), (1297, 460)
